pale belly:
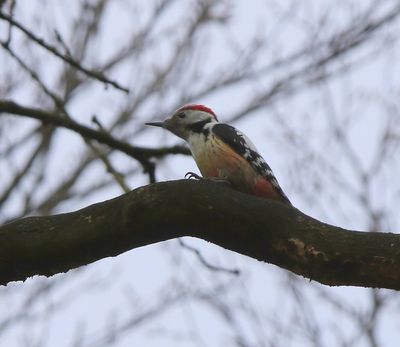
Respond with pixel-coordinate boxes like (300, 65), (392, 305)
(190, 135), (257, 192)
(189, 134), (282, 200)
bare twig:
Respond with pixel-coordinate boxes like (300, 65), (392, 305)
(0, 99), (190, 162)
(1, 42), (65, 109)
(0, 127), (52, 208)
(91, 116), (131, 193)
(178, 238), (240, 276)
(0, 11), (130, 93)
(53, 30), (73, 58)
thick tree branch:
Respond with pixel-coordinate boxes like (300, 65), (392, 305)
(1, 180), (399, 289)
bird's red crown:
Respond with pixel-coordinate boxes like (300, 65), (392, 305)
(177, 104), (218, 121)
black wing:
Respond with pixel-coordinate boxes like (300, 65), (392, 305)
(212, 123), (291, 204)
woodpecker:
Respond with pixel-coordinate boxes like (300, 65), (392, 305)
(146, 104), (291, 204)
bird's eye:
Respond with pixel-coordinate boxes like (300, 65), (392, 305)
(177, 112), (186, 119)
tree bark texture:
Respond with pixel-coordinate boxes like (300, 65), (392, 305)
(1, 180), (399, 289)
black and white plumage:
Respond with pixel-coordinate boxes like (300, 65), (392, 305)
(146, 104), (291, 204)
(211, 123), (290, 203)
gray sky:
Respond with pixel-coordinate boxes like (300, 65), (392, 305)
(1, 0), (400, 346)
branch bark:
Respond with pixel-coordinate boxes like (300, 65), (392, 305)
(1, 180), (399, 289)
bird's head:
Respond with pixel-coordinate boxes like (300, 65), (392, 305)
(145, 104), (218, 140)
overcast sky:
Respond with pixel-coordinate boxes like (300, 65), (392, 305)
(1, 1), (400, 346)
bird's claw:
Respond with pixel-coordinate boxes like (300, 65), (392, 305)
(185, 171), (231, 186)
(185, 171), (203, 180)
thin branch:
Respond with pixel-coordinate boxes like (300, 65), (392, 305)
(0, 11), (129, 93)
(0, 128), (52, 208)
(185, 2), (400, 123)
(2, 0), (15, 46)
(53, 29), (73, 57)
(90, 116), (131, 193)
(178, 238), (240, 276)
(0, 99), (190, 163)
(1, 41), (65, 109)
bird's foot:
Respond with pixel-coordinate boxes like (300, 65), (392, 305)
(185, 171), (203, 180)
(184, 172), (231, 186)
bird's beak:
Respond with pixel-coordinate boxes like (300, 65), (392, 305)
(145, 121), (165, 128)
